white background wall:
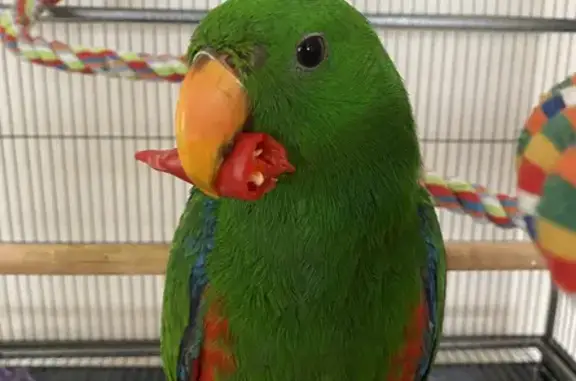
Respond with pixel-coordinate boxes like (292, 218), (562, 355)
(0, 0), (575, 361)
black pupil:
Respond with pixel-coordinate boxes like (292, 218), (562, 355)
(296, 36), (325, 68)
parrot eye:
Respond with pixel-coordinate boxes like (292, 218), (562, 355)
(295, 33), (327, 70)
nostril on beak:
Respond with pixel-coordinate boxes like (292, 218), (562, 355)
(220, 54), (241, 77)
(223, 55), (235, 69)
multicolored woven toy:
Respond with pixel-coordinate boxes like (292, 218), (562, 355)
(2, 0), (576, 293)
(517, 75), (576, 292)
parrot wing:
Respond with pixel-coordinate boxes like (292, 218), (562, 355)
(384, 189), (446, 381)
(416, 190), (447, 380)
(161, 189), (233, 381)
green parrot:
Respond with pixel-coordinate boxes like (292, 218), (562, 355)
(135, 0), (447, 380)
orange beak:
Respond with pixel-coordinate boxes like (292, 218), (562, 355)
(175, 50), (250, 198)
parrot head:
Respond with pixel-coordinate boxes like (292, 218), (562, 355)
(136, 0), (420, 202)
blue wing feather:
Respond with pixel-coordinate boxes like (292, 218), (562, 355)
(176, 196), (219, 381)
(416, 205), (444, 380)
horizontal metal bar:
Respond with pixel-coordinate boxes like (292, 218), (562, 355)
(0, 134), (517, 144)
(0, 336), (543, 358)
(1, 5), (576, 32)
(439, 335), (543, 350)
(370, 14), (576, 32)
(0, 340), (159, 358)
(0, 134), (174, 141)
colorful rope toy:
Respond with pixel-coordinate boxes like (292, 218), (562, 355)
(2, 0), (576, 293)
(0, 0), (187, 80)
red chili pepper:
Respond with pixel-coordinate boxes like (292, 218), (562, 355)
(215, 133), (295, 201)
(134, 148), (193, 184)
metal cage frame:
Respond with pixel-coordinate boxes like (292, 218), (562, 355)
(2, 3), (576, 381)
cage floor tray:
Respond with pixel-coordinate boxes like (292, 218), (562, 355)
(6, 363), (551, 381)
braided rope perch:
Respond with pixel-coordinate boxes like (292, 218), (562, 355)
(423, 173), (520, 229)
(0, 0), (188, 80)
(3, 0), (576, 292)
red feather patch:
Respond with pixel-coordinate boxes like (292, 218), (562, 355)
(191, 301), (235, 381)
(386, 296), (428, 381)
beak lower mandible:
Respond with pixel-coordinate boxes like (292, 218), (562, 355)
(175, 50), (250, 198)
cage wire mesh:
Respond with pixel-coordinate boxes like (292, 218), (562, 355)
(1, 0), (576, 379)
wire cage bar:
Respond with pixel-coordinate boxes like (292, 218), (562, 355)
(1, 0), (576, 380)
(3, 4), (576, 32)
